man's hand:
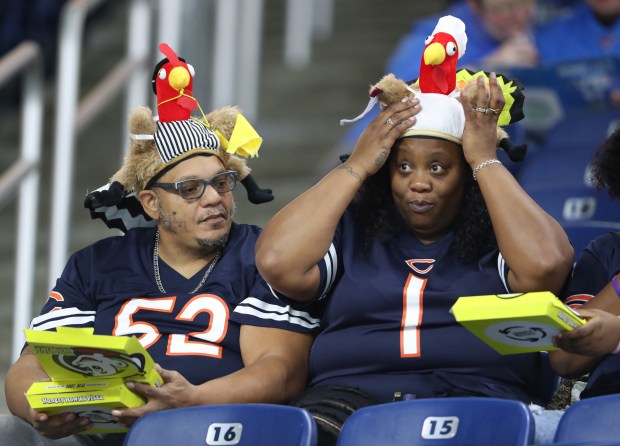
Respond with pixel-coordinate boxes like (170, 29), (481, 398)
(111, 364), (196, 427)
(30, 409), (92, 439)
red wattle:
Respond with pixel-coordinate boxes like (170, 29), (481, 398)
(178, 95), (197, 111)
(431, 67), (449, 94)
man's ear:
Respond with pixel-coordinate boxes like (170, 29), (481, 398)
(138, 190), (160, 220)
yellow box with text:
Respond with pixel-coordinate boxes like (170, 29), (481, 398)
(26, 379), (147, 433)
(24, 327), (162, 433)
(25, 327), (159, 382)
(450, 291), (586, 354)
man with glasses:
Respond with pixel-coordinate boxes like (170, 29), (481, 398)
(150, 170), (238, 200)
(1, 77), (319, 444)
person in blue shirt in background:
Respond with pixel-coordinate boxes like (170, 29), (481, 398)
(535, 0), (620, 108)
(389, 0), (539, 80)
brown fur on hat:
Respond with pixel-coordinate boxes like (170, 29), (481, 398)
(111, 105), (252, 194)
(111, 106), (159, 194)
(370, 73), (415, 106)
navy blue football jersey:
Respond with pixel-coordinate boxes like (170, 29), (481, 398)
(31, 224), (319, 385)
(565, 232), (620, 307)
(298, 211), (545, 404)
(564, 231), (620, 399)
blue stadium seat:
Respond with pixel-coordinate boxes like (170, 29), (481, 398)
(536, 111), (620, 155)
(551, 443), (620, 446)
(563, 223), (620, 261)
(517, 112), (618, 194)
(517, 183), (620, 258)
(521, 184), (620, 223)
(553, 440), (620, 446)
(553, 394), (620, 444)
(123, 404), (317, 446)
(336, 397), (534, 446)
(516, 141), (620, 259)
(518, 138), (603, 196)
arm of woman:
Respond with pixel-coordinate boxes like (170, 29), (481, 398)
(255, 98), (419, 301)
(549, 276), (620, 377)
(458, 74), (573, 295)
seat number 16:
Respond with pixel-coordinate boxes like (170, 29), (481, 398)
(206, 423), (243, 445)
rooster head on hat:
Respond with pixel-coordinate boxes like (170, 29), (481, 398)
(152, 43), (199, 122)
(418, 15), (467, 95)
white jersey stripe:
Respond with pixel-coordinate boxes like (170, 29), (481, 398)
(234, 306), (319, 330)
(235, 297), (320, 329)
(31, 316), (96, 332)
(321, 244), (337, 299)
(497, 253), (509, 292)
(30, 308), (96, 328)
(239, 297), (321, 324)
(329, 244), (337, 288)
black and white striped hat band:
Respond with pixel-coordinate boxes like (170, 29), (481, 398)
(150, 119), (220, 163)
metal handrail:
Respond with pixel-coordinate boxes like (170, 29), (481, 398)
(0, 41), (44, 361)
(236, 0), (264, 121)
(211, 0), (264, 121)
(284, 0), (334, 69)
(284, 0), (313, 69)
(47, 0), (151, 287)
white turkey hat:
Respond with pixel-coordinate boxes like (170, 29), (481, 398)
(431, 15), (467, 59)
(399, 92), (465, 144)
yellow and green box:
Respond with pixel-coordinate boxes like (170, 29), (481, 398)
(25, 327), (160, 382)
(24, 327), (163, 433)
(26, 379), (146, 433)
(450, 291), (586, 354)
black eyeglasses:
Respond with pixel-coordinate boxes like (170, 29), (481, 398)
(151, 170), (238, 200)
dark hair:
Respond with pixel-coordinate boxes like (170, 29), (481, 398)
(591, 126), (620, 199)
(351, 145), (496, 263)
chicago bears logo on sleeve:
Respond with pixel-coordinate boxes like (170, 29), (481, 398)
(564, 293), (593, 309)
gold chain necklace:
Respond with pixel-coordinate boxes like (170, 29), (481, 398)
(153, 229), (220, 294)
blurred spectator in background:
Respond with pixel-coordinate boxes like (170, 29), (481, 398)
(335, 0), (541, 168)
(0, 0), (67, 114)
(0, 0), (67, 75)
(388, 0), (539, 81)
(536, 0), (620, 108)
